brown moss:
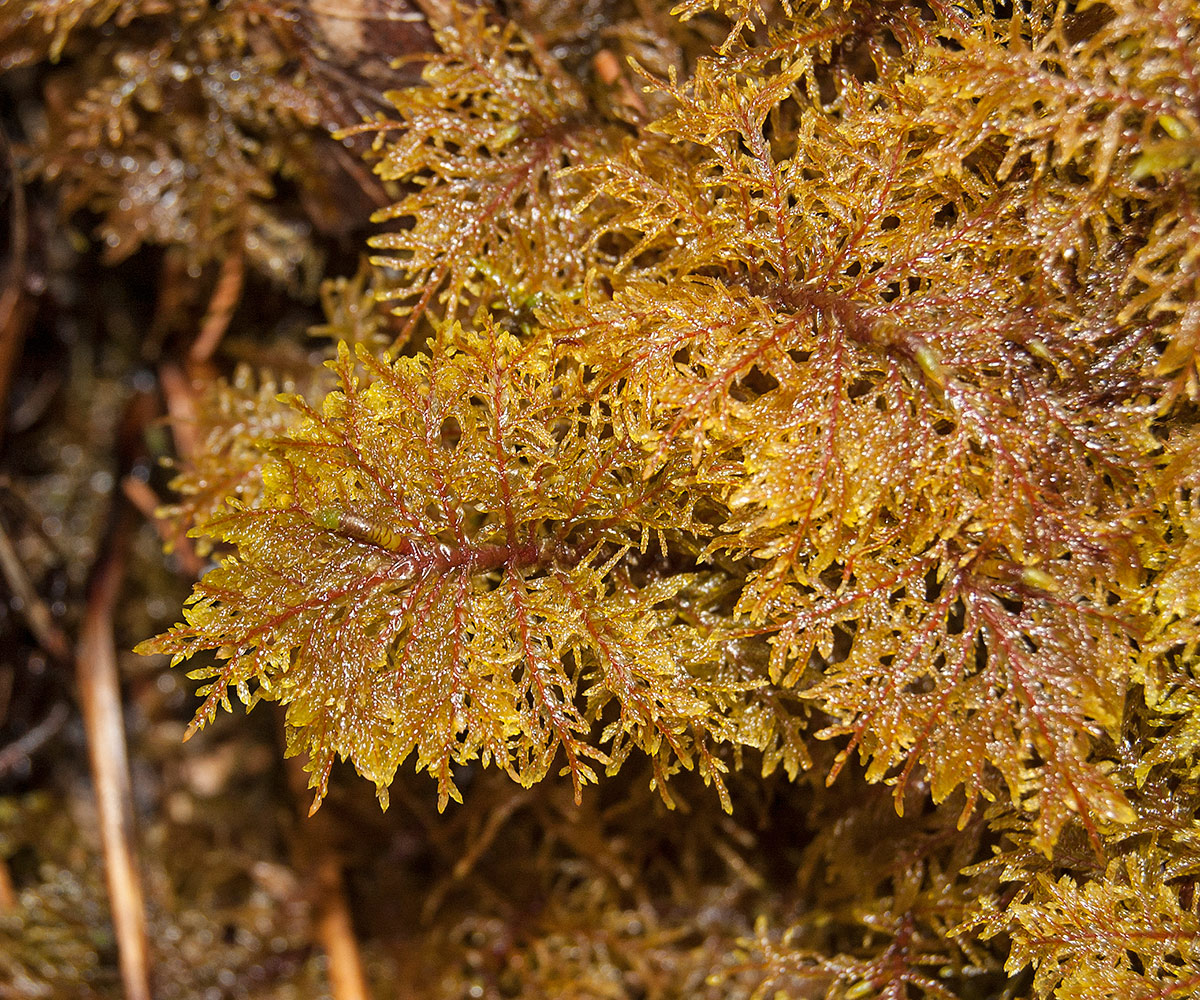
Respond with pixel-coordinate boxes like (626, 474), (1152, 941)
(4, 0), (1200, 997)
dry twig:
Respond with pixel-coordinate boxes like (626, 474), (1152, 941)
(190, 247), (245, 365)
(284, 748), (373, 1000)
(0, 127), (30, 445)
(76, 504), (152, 1000)
(0, 857), (14, 911)
(313, 854), (373, 1000)
(158, 363), (201, 466)
(0, 700), (68, 777)
(421, 787), (532, 923)
(0, 519), (71, 664)
(122, 474), (204, 579)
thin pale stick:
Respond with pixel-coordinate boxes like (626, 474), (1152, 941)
(190, 248), (245, 364)
(0, 701), (69, 776)
(159, 363), (200, 465)
(77, 515), (152, 1000)
(0, 520), (71, 663)
(122, 475), (205, 578)
(283, 748), (372, 1000)
(0, 127), (29, 443)
(0, 856), (15, 910)
(314, 855), (372, 1000)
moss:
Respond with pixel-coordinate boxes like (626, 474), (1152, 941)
(4, 0), (1200, 997)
